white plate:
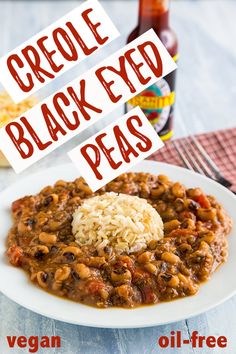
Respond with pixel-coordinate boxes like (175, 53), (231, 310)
(0, 160), (236, 328)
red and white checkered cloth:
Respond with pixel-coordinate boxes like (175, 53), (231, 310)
(149, 127), (236, 192)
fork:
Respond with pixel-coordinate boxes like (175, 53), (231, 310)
(173, 136), (235, 194)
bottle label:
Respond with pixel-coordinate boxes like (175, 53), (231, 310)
(127, 78), (174, 135)
(126, 55), (178, 141)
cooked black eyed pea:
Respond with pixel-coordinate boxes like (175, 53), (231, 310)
(41, 186), (53, 194)
(217, 209), (226, 223)
(171, 182), (185, 198)
(167, 275), (180, 287)
(196, 221), (214, 234)
(47, 221), (62, 231)
(177, 274), (196, 291)
(104, 246), (113, 255)
(25, 218), (36, 227)
(181, 218), (195, 230)
(63, 252), (75, 262)
(137, 251), (153, 264)
(161, 252), (180, 264)
(111, 267), (132, 284)
(60, 194), (69, 204)
(17, 218), (35, 234)
(139, 182), (150, 198)
(43, 194), (59, 206)
(111, 173), (125, 181)
(68, 197), (81, 206)
(75, 263), (91, 279)
(178, 273), (189, 285)
(36, 271), (48, 288)
(158, 272), (172, 282)
(32, 245), (49, 259)
(50, 193), (59, 203)
(36, 212), (49, 226)
(164, 220), (180, 233)
(39, 232), (57, 244)
(144, 263), (158, 275)
(200, 231), (215, 244)
(190, 255), (205, 264)
(187, 235), (196, 245)
(189, 242), (210, 263)
(160, 208), (177, 221)
(162, 191), (176, 202)
(198, 241), (210, 253)
(221, 246), (228, 259)
(158, 175), (170, 184)
(197, 208), (217, 221)
(116, 284), (133, 300)
(99, 288), (109, 300)
(151, 184), (166, 199)
(55, 180), (67, 187)
(197, 254), (214, 280)
(87, 256), (106, 268)
(98, 246), (113, 257)
(196, 220), (204, 230)
(62, 246), (82, 257)
(76, 178), (93, 195)
(155, 201), (167, 214)
(117, 182), (135, 195)
(184, 199), (199, 211)
(179, 211), (196, 221)
(158, 272), (179, 287)
(155, 249), (163, 260)
(52, 280), (63, 291)
(187, 188), (203, 199)
(43, 195), (53, 207)
(179, 263), (191, 276)
(174, 198), (185, 212)
(178, 243), (192, 255)
(55, 266), (71, 281)
(148, 240), (158, 250)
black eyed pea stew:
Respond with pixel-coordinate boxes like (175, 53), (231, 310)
(6, 173), (232, 308)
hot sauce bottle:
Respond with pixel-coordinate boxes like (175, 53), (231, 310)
(126, 0), (178, 141)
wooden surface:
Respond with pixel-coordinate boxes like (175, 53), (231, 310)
(0, 1), (236, 353)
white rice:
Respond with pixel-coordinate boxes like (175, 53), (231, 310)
(72, 192), (164, 254)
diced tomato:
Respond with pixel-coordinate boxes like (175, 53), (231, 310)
(87, 280), (104, 295)
(168, 229), (197, 238)
(194, 194), (211, 209)
(140, 285), (157, 304)
(11, 197), (27, 214)
(118, 256), (134, 270)
(7, 245), (23, 266)
(133, 268), (150, 283)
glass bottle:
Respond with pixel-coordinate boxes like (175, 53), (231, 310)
(126, 0), (178, 141)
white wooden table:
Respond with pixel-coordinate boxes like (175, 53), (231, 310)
(0, 1), (236, 353)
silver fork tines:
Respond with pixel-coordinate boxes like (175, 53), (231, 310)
(173, 140), (193, 171)
(173, 137), (233, 190)
(190, 136), (223, 179)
